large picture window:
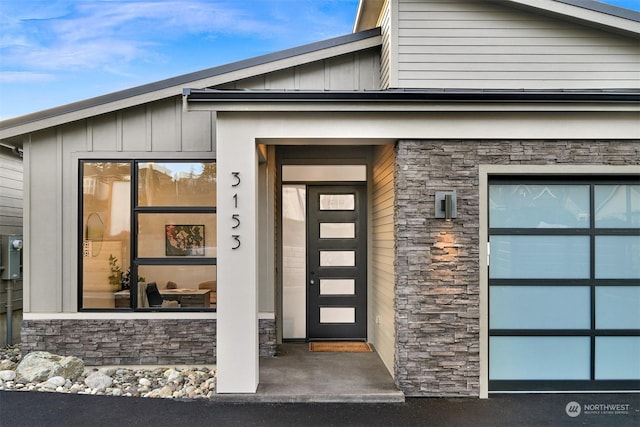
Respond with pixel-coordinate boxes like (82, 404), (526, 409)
(80, 161), (217, 310)
(488, 178), (640, 391)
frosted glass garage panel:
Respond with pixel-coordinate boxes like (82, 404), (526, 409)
(490, 337), (590, 380)
(282, 165), (366, 182)
(596, 286), (640, 329)
(595, 236), (640, 279)
(595, 337), (640, 380)
(489, 236), (590, 279)
(320, 307), (355, 323)
(320, 251), (355, 267)
(490, 184), (589, 228)
(490, 286), (590, 329)
(595, 185), (640, 228)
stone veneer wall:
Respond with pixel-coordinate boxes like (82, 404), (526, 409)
(394, 140), (640, 397)
(21, 318), (276, 365)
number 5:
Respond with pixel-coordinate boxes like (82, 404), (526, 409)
(232, 214), (240, 229)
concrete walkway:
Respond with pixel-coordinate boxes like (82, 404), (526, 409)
(212, 343), (404, 403)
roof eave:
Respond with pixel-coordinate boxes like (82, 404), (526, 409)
(185, 89), (640, 104)
(491, 0), (640, 37)
(353, 0), (386, 32)
(0, 28), (382, 141)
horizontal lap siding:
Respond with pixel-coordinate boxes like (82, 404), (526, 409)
(372, 144), (396, 376)
(0, 153), (23, 234)
(379, 0), (393, 89)
(397, 0), (640, 89)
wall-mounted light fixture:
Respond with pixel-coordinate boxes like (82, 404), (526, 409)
(435, 191), (457, 221)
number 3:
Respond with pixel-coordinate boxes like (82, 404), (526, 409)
(232, 235), (241, 249)
(232, 172), (241, 187)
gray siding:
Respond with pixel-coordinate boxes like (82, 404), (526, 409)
(371, 144), (396, 375)
(396, 0), (640, 89)
(24, 98), (215, 313)
(0, 151), (23, 235)
(83, 97), (214, 153)
(217, 49), (381, 90)
(0, 150), (23, 346)
(379, 0), (393, 89)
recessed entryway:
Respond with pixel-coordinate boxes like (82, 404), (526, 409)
(281, 163), (368, 342)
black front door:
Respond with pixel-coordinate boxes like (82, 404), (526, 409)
(307, 185), (367, 340)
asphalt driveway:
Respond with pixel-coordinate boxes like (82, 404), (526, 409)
(1, 391), (639, 426)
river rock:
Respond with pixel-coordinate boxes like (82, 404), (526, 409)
(0, 370), (16, 381)
(84, 371), (113, 391)
(44, 376), (67, 389)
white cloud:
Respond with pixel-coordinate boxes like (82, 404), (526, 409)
(0, 1), (283, 74)
(0, 71), (55, 83)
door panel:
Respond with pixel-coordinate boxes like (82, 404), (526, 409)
(308, 185), (367, 340)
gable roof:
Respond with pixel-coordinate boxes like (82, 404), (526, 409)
(0, 28), (381, 142)
(354, 0), (640, 36)
(2, 0), (639, 142)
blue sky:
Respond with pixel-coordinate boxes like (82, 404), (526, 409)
(0, 0), (638, 120)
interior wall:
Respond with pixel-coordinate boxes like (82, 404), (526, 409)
(370, 143), (396, 375)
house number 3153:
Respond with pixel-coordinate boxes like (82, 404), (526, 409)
(231, 172), (241, 249)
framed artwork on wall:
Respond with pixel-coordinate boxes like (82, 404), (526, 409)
(165, 224), (205, 256)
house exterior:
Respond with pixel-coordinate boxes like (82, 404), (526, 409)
(0, 145), (23, 346)
(0, 0), (638, 398)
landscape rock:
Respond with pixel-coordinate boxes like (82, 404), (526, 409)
(0, 360), (16, 370)
(44, 376), (66, 389)
(84, 371), (113, 391)
(0, 370), (16, 381)
(0, 346), (216, 399)
(15, 351), (84, 382)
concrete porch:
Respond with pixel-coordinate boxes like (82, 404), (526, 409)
(212, 343), (404, 403)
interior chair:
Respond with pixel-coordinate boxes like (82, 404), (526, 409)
(198, 280), (217, 305)
(145, 282), (164, 307)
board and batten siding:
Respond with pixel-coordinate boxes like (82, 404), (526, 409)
(371, 144), (396, 375)
(394, 0), (640, 89)
(23, 97), (215, 313)
(216, 48), (381, 91)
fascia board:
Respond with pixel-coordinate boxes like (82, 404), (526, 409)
(186, 100), (640, 113)
(353, 0), (386, 32)
(497, 0), (640, 36)
(0, 34), (382, 141)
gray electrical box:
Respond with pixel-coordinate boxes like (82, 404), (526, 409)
(1, 235), (23, 280)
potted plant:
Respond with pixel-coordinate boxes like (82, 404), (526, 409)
(108, 254), (122, 291)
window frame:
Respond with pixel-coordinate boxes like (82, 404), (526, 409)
(488, 176), (640, 392)
(78, 159), (217, 312)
